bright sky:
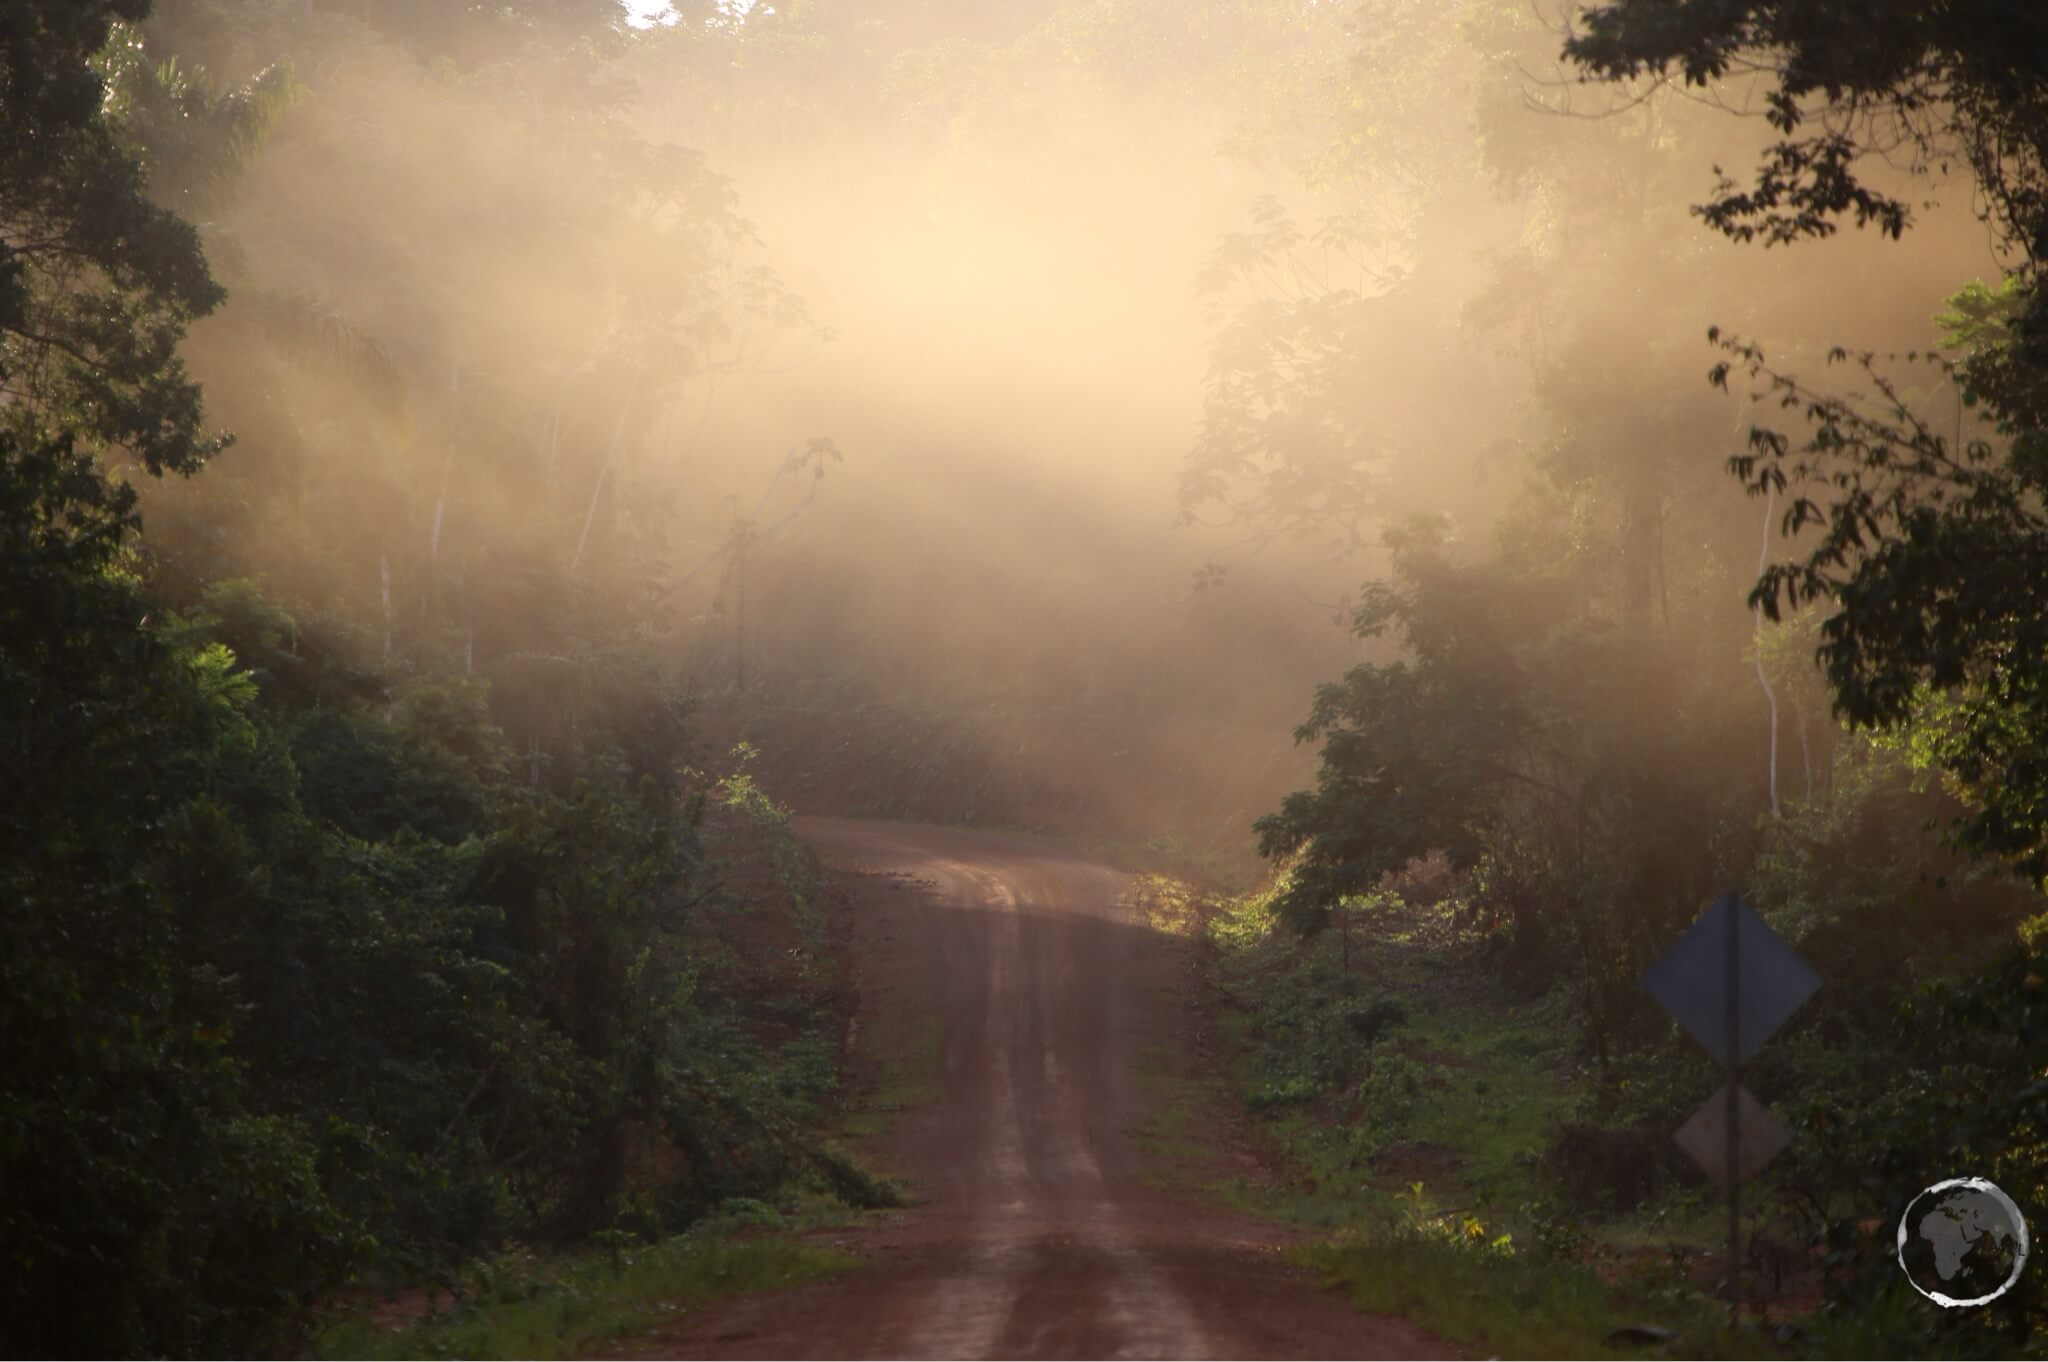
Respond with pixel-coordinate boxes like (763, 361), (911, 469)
(624, 0), (672, 26)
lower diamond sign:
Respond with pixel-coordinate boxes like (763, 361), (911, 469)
(1674, 1084), (1790, 1187)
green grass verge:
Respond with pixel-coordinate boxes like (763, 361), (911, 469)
(1394, 985), (1582, 1207)
(1133, 1039), (1234, 1196)
(312, 1227), (858, 1361)
(1202, 885), (1590, 1228)
(1191, 879), (1771, 1355)
(837, 994), (943, 1141)
(1294, 1231), (1759, 1360)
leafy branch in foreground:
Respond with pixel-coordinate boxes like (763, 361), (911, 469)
(1563, 1), (2048, 259)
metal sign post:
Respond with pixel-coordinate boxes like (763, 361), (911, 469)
(1726, 899), (1739, 1323)
(1643, 892), (1819, 1326)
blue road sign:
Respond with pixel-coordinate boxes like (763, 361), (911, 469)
(1642, 892), (1819, 1067)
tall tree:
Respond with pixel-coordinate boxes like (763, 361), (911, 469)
(0, 0), (227, 475)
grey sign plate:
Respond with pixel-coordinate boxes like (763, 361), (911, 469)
(1642, 893), (1819, 1066)
(1674, 1083), (1790, 1185)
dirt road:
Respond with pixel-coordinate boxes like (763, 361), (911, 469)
(632, 819), (1452, 1360)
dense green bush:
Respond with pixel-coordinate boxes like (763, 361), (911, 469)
(0, 423), (867, 1354)
(0, 3), (887, 1350)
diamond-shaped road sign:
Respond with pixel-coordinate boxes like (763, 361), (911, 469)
(1642, 892), (1819, 1067)
(1675, 1083), (1791, 1185)
(1644, 892), (1819, 1316)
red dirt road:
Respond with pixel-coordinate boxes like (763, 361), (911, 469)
(629, 819), (1453, 1360)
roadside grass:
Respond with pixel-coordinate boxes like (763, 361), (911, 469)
(1396, 985), (1581, 1212)
(1186, 877), (1800, 1357)
(1133, 1039), (1243, 1199)
(837, 994), (943, 1141)
(311, 1219), (858, 1361)
(1202, 881), (1591, 1227)
(1129, 872), (1209, 936)
(1294, 1229), (1757, 1361)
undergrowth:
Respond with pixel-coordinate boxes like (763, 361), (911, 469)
(1189, 869), (2048, 1358)
(1193, 875), (1795, 1356)
(1295, 1214), (1742, 1360)
(837, 997), (944, 1142)
(312, 1210), (857, 1360)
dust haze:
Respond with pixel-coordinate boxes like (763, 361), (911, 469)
(156, 0), (1999, 874)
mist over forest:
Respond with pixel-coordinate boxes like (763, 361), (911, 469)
(4, 2), (2046, 1357)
